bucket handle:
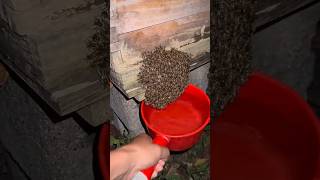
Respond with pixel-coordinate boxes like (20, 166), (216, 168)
(132, 135), (170, 180)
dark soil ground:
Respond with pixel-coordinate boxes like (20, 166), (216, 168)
(0, 142), (13, 180)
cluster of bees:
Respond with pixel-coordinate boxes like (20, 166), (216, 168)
(86, 7), (108, 87)
(208, 0), (254, 116)
(138, 46), (191, 109)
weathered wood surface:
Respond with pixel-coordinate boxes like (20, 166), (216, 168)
(111, 0), (210, 34)
(0, 0), (108, 117)
(255, 0), (318, 28)
(110, 0), (210, 100)
(77, 95), (111, 127)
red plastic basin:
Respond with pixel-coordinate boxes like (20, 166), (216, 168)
(213, 72), (320, 180)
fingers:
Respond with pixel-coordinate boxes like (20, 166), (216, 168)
(151, 171), (158, 179)
(151, 160), (166, 179)
(155, 162), (164, 172)
(158, 160), (165, 166)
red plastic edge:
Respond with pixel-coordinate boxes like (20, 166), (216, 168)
(98, 123), (109, 180)
(141, 136), (170, 180)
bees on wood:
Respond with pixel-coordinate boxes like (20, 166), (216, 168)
(86, 7), (108, 87)
(209, 0), (254, 116)
(138, 46), (191, 109)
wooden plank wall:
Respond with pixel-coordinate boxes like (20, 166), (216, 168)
(110, 0), (210, 100)
(0, 0), (107, 115)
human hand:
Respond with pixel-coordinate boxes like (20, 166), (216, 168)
(110, 133), (170, 180)
(126, 134), (170, 179)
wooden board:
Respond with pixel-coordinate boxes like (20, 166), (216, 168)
(111, 0), (209, 34)
(255, 0), (318, 29)
(110, 0), (210, 100)
(77, 96), (110, 126)
(0, 0), (108, 116)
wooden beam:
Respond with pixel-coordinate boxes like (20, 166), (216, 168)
(77, 96), (110, 127)
(111, 0), (209, 34)
(255, 0), (319, 29)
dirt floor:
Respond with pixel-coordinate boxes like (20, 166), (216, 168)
(110, 124), (210, 180)
(0, 142), (13, 180)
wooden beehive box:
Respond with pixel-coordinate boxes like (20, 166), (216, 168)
(0, 0), (107, 117)
(110, 0), (210, 100)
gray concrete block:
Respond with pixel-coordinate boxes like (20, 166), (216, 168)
(189, 63), (210, 92)
(111, 112), (129, 136)
(110, 84), (145, 137)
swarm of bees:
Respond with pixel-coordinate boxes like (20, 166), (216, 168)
(86, 6), (108, 87)
(138, 46), (191, 109)
(208, 0), (254, 116)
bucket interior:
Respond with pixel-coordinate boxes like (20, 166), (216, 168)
(141, 84), (210, 137)
(213, 73), (320, 180)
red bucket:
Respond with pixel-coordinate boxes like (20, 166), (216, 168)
(213, 72), (320, 180)
(141, 84), (210, 151)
